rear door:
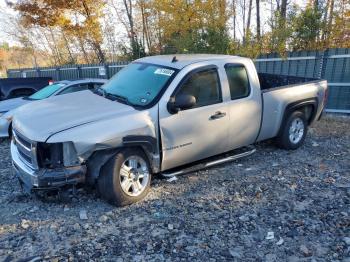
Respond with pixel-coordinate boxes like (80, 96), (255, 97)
(159, 66), (230, 170)
(224, 63), (262, 149)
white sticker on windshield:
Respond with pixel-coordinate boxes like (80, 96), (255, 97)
(154, 68), (175, 76)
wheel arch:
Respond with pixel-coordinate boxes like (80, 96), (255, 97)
(278, 97), (318, 136)
(86, 136), (159, 185)
(8, 87), (36, 98)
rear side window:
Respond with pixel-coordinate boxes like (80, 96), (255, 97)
(92, 82), (104, 89)
(177, 68), (221, 108)
(58, 84), (90, 95)
(29, 83), (66, 100)
(225, 65), (250, 100)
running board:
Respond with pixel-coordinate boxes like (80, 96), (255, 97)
(161, 146), (256, 178)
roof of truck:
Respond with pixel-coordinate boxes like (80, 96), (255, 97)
(135, 54), (240, 69)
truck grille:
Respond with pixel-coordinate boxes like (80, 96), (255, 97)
(13, 129), (38, 170)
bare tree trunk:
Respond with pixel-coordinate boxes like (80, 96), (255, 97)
(156, 10), (163, 53)
(49, 27), (62, 65)
(233, 0), (236, 41)
(246, 0), (253, 38)
(144, 11), (153, 53)
(279, 0), (287, 49)
(327, 0), (334, 36)
(242, 0), (246, 43)
(35, 29), (55, 65)
(122, 0), (139, 58)
(81, 0), (106, 63)
(322, 0), (330, 40)
(77, 35), (90, 64)
(139, 0), (152, 54)
(61, 30), (75, 64)
(256, 0), (261, 40)
(280, 0), (287, 21)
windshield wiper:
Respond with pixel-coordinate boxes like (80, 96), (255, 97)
(93, 87), (133, 106)
(105, 93), (133, 106)
(93, 86), (107, 97)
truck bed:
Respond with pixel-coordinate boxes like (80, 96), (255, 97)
(0, 77), (52, 100)
(258, 73), (318, 91)
(256, 74), (327, 142)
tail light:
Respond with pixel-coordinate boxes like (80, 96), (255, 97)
(49, 80), (54, 85)
(323, 86), (329, 105)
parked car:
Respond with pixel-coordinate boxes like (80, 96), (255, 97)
(0, 77), (53, 100)
(0, 79), (107, 138)
(10, 55), (328, 206)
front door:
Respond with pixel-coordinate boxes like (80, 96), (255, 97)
(159, 67), (230, 171)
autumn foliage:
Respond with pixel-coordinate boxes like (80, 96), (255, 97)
(0, 0), (348, 73)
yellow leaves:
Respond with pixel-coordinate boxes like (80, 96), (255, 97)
(0, 49), (6, 70)
(148, 0), (228, 47)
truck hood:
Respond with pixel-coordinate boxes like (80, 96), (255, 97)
(13, 90), (139, 142)
(0, 97), (29, 113)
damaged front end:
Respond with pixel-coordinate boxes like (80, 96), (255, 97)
(11, 130), (86, 191)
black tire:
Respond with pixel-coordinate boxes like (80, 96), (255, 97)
(277, 110), (308, 150)
(97, 148), (151, 206)
(8, 122), (12, 139)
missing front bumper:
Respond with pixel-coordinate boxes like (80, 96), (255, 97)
(13, 162), (86, 191)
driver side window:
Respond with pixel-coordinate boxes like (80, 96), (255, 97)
(176, 68), (222, 108)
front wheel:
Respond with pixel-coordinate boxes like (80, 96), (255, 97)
(97, 148), (151, 206)
(277, 111), (308, 150)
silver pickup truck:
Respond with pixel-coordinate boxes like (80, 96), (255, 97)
(11, 55), (328, 206)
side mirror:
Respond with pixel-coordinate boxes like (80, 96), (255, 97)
(167, 94), (196, 114)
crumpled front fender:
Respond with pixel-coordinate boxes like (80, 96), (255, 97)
(46, 106), (159, 169)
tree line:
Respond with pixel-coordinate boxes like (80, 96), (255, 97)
(0, 0), (349, 73)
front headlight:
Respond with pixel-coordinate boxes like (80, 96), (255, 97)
(37, 142), (80, 168)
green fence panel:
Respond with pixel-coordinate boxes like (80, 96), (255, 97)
(6, 49), (350, 112)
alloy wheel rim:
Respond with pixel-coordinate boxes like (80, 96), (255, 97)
(289, 117), (304, 144)
(119, 156), (150, 197)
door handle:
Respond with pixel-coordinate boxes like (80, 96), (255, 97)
(209, 111), (226, 120)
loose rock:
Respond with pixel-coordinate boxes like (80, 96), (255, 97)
(79, 210), (88, 220)
(0, 115), (348, 261)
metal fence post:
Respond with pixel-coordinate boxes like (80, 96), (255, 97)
(319, 49), (328, 79)
(56, 68), (61, 81)
(105, 64), (110, 79)
(77, 65), (81, 79)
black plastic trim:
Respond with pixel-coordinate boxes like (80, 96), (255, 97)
(122, 135), (158, 154)
(278, 97), (319, 136)
(254, 92), (264, 142)
(261, 79), (324, 93)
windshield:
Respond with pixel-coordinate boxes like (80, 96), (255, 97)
(102, 62), (177, 106)
(29, 83), (66, 100)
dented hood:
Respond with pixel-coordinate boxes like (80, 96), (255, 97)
(13, 90), (139, 142)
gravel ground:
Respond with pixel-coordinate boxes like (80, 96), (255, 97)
(0, 114), (349, 262)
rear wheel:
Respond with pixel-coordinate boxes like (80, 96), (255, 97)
(97, 148), (151, 206)
(277, 111), (307, 150)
